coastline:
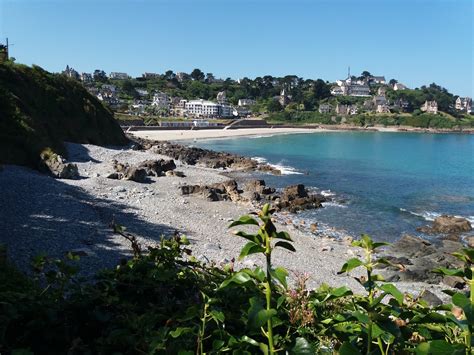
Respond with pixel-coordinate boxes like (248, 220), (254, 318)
(128, 124), (473, 142)
(0, 140), (459, 301)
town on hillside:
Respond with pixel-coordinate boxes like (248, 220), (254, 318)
(60, 65), (473, 126)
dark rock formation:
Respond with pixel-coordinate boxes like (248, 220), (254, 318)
(41, 152), (79, 179)
(108, 159), (176, 182)
(417, 215), (472, 235)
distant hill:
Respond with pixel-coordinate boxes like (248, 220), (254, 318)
(0, 63), (128, 167)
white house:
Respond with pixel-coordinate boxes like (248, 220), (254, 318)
(109, 72), (129, 80)
(393, 82), (408, 91)
(185, 99), (220, 118)
(152, 92), (171, 109)
(420, 100), (438, 114)
(455, 97), (472, 112)
(238, 99), (256, 107)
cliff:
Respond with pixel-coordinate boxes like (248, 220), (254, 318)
(0, 63), (128, 167)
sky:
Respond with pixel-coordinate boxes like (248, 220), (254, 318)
(1, 0), (473, 96)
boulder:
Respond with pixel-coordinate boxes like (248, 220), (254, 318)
(466, 236), (474, 248)
(420, 290), (443, 307)
(432, 215), (472, 234)
(125, 167), (148, 183)
(418, 215), (472, 235)
(136, 159), (176, 176)
(282, 184), (308, 200)
(42, 153), (79, 179)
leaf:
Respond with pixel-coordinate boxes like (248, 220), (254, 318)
(274, 241), (295, 252)
(277, 295), (286, 309)
(210, 310), (225, 323)
(415, 340), (465, 355)
(322, 286), (353, 301)
(212, 339), (225, 351)
(250, 267), (266, 282)
(169, 327), (193, 338)
(219, 271), (253, 289)
(270, 267), (289, 289)
(247, 297), (277, 329)
(239, 241), (265, 260)
(338, 258), (364, 274)
(229, 215), (260, 228)
(234, 230), (262, 244)
(288, 337), (314, 355)
(273, 231), (292, 241)
(378, 283), (404, 305)
(452, 292), (473, 322)
(339, 341), (362, 355)
(432, 267), (464, 277)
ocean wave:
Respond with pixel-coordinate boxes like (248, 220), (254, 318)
(321, 189), (336, 197)
(253, 156), (303, 175)
(400, 208), (474, 224)
(322, 201), (347, 208)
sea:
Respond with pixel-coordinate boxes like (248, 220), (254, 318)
(192, 131), (474, 242)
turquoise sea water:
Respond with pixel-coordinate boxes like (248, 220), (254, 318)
(193, 132), (474, 242)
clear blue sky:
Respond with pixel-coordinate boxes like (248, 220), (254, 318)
(1, 0), (473, 96)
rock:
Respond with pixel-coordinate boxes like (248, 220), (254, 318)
(466, 236), (474, 248)
(125, 167), (148, 183)
(245, 180), (267, 194)
(418, 215), (472, 235)
(310, 223), (318, 232)
(420, 290), (443, 307)
(282, 184), (308, 200)
(442, 276), (466, 289)
(136, 159), (176, 176)
(203, 243), (221, 251)
(106, 172), (121, 179)
(433, 215), (471, 234)
(389, 235), (435, 258)
(41, 152), (79, 179)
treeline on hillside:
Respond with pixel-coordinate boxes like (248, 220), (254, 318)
(0, 62), (127, 167)
(268, 111), (474, 129)
(98, 69), (468, 117)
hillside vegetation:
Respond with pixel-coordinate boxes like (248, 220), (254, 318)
(0, 62), (127, 167)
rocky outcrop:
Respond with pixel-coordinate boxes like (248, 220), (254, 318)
(417, 215), (472, 235)
(107, 159), (176, 182)
(41, 152), (79, 179)
(181, 179), (327, 213)
(375, 235), (466, 288)
(132, 140), (282, 175)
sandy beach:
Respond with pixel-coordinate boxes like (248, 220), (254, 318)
(129, 127), (318, 141)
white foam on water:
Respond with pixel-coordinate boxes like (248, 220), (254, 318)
(252, 156), (267, 164)
(400, 208), (474, 224)
(321, 189), (336, 197)
(322, 201), (347, 208)
(271, 163), (303, 175)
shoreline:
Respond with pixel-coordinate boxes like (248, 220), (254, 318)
(128, 125), (473, 142)
(0, 140), (465, 302)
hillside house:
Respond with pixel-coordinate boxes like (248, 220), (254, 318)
(455, 97), (472, 112)
(420, 100), (438, 114)
(318, 103), (333, 114)
(393, 82), (408, 91)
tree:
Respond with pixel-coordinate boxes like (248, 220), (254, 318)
(205, 73), (215, 83)
(360, 71), (371, 79)
(164, 70), (175, 80)
(190, 68), (205, 81)
(389, 79), (398, 86)
(122, 80), (139, 98)
(267, 99), (282, 112)
(312, 79), (331, 101)
(93, 69), (108, 83)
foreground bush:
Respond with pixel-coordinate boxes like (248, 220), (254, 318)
(0, 205), (472, 354)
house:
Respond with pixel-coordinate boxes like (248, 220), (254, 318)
(377, 87), (387, 96)
(391, 98), (410, 112)
(455, 97), (472, 112)
(376, 104), (390, 113)
(330, 86), (344, 96)
(233, 106), (252, 117)
(151, 92), (171, 109)
(238, 99), (256, 107)
(420, 100), (438, 114)
(102, 84), (117, 93)
(109, 72), (129, 80)
(335, 104), (348, 115)
(369, 76), (386, 85)
(80, 73), (93, 83)
(279, 88), (290, 106)
(373, 95), (387, 106)
(217, 91), (227, 104)
(62, 65), (80, 80)
(333, 75), (370, 97)
(176, 72), (189, 82)
(318, 103), (333, 114)
(219, 103), (234, 117)
(393, 82), (408, 91)
(142, 72), (160, 79)
(136, 88), (149, 97)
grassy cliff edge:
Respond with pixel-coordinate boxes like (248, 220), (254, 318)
(0, 62), (128, 167)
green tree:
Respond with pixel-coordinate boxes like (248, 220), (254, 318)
(191, 68), (205, 81)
